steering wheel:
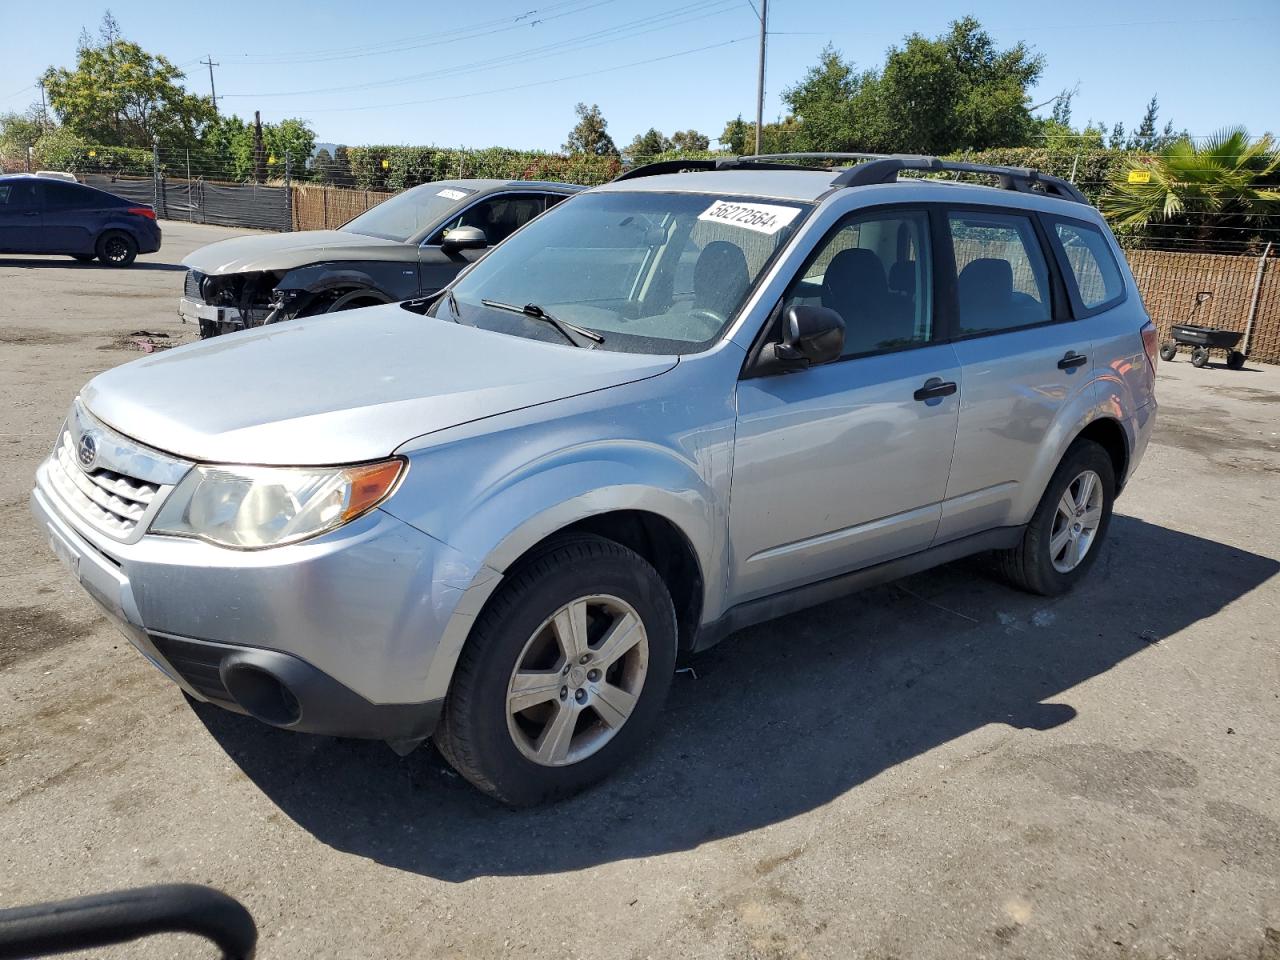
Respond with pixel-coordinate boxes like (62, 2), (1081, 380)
(688, 307), (725, 331)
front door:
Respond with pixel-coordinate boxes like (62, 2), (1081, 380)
(728, 207), (961, 604)
(0, 180), (42, 253)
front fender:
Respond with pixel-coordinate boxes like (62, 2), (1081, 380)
(276, 260), (419, 299)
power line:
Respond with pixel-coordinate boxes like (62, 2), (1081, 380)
(296, 34), (757, 112)
(222, 0), (742, 99)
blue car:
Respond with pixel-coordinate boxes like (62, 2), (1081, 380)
(0, 174), (162, 266)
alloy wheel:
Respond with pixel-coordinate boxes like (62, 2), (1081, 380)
(1049, 469), (1104, 573)
(505, 594), (649, 767)
(104, 237), (129, 263)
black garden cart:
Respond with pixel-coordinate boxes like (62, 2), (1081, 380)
(1158, 291), (1247, 370)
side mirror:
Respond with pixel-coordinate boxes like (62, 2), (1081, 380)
(755, 304), (845, 374)
(440, 225), (488, 251)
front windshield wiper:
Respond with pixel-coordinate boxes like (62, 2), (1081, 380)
(480, 299), (604, 348)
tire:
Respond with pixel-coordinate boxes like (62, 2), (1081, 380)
(435, 535), (677, 806)
(1158, 342), (1177, 362)
(993, 438), (1116, 597)
(71, 253), (95, 263)
(95, 231), (137, 267)
(1226, 350), (1246, 370)
(1190, 346), (1210, 368)
(325, 288), (389, 313)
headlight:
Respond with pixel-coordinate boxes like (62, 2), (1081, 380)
(151, 459), (405, 549)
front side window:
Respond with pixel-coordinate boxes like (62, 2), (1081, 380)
(947, 211), (1052, 335)
(430, 191), (809, 354)
(782, 209), (933, 357)
(1050, 218), (1125, 310)
(0, 181), (37, 209)
(341, 183), (476, 242)
(433, 192), (547, 246)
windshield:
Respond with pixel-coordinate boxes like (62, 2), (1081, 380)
(341, 183), (475, 242)
(429, 190), (810, 354)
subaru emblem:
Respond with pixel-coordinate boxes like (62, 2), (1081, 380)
(77, 433), (98, 470)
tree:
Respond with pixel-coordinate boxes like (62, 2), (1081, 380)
(41, 13), (214, 150)
(625, 127), (670, 159)
(1101, 128), (1280, 251)
(0, 111), (46, 169)
(563, 103), (617, 156)
(670, 129), (710, 152)
(1132, 96), (1159, 149)
(762, 19), (1044, 155)
(719, 115), (750, 154)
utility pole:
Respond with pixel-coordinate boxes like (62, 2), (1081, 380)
(754, 0), (767, 156)
(38, 80), (49, 130)
(200, 55), (220, 114)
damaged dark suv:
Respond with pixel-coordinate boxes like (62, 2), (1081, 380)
(179, 178), (580, 338)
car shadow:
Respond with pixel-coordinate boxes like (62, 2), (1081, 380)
(192, 515), (1278, 881)
(0, 257), (186, 272)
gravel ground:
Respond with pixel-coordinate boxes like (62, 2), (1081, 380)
(2, 223), (1278, 959)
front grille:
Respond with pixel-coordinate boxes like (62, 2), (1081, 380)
(149, 634), (234, 704)
(184, 269), (203, 300)
(47, 429), (161, 539)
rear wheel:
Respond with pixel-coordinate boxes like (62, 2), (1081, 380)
(1226, 350), (1246, 370)
(1158, 342), (1177, 362)
(435, 535), (677, 806)
(993, 439), (1115, 596)
(95, 231), (137, 267)
(1190, 346), (1210, 368)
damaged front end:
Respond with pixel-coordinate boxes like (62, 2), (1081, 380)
(179, 270), (291, 339)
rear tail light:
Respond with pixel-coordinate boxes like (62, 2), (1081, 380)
(126, 206), (156, 220)
(1140, 320), (1159, 373)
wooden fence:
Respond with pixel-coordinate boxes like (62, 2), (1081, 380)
(292, 183), (392, 231)
(1128, 249), (1278, 365)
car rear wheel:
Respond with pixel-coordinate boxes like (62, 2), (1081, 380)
(993, 438), (1116, 596)
(435, 535), (677, 806)
(96, 231), (138, 267)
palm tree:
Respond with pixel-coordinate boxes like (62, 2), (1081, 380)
(1101, 128), (1280, 251)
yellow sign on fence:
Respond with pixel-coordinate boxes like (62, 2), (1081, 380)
(1127, 170), (1152, 184)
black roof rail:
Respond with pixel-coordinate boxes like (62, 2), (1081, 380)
(832, 154), (1089, 204)
(612, 156), (833, 182)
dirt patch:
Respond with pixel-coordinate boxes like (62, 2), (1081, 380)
(0, 604), (93, 669)
(1153, 403), (1280, 457)
(0, 328), (78, 346)
(1214, 385), (1280, 404)
(98, 331), (187, 352)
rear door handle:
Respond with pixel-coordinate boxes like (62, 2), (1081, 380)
(1057, 351), (1088, 370)
(913, 377), (958, 401)
(22, 210), (38, 217)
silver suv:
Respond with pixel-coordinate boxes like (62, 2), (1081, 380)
(31, 154), (1158, 805)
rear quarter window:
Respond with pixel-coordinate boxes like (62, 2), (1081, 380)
(1048, 218), (1126, 311)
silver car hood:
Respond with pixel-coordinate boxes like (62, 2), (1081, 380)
(182, 229), (413, 275)
(80, 305), (677, 465)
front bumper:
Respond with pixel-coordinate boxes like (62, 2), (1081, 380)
(30, 468), (485, 740)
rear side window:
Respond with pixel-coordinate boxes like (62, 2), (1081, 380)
(43, 182), (96, 211)
(947, 211), (1052, 335)
(1049, 218), (1125, 310)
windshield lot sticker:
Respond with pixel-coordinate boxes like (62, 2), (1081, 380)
(698, 200), (800, 235)
(437, 188), (469, 200)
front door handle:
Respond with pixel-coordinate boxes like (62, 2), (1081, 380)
(1057, 351), (1088, 370)
(22, 210), (38, 217)
(913, 377), (958, 402)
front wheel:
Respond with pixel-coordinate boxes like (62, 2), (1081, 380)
(435, 535), (677, 805)
(96, 231), (138, 267)
(1226, 350), (1246, 370)
(1190, 346), (1210, 368)
(1158, 342), (1177, 362)
(993, 439), (1116, 596)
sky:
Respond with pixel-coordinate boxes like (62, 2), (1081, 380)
(1, 0), (1275, 150)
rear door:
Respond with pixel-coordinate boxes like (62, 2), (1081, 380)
(0, 180), (42, 252)
(418, 191), (555, 293)
(936, 207), (1093, 542)
(728, 206), (962, 602)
